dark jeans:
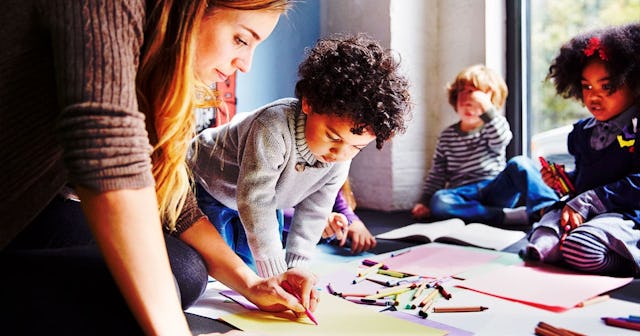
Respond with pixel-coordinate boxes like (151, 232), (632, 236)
(195, 183), (284, 272)
(430, 155), (559, 225)
(0, 196), (207, 335)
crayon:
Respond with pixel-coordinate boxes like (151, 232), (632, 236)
(390, 249), (412, 257)
(281, 281), (318, 325)
(432, 306), (488, 313)
(386, 275), (422, 287)
(362, 259), (389, 270)
(354, 262), (384, 283)
(343, 296), (394, 306)
(366, 283), (415, 299)
(536, 321), (586, 336)
(365, 273), (396, 286)
(406, 282), (428, 309)
(418, 299), (434, 318)
(559, 224), (571, 251)
(538, 156), (550, 169)
(435, 283), (452, 300)
(555, 164), (575, 194)
(419, 288), (439, 307)
(576, 294), (609, 307)
(602, 317), (640, 332)
(326, 283), (341, 296)
(377, 269), (409, 278)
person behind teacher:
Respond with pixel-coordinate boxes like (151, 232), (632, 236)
(0, 0), (318, 335)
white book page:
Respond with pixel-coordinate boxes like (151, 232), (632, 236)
(438, 223), (526, 250)
(375, 218), (465, 241)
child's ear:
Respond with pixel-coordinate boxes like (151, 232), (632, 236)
(301, 97), (312, 115)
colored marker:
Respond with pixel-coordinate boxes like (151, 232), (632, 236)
(390, 249), (411, 257)
(412, 281), (428, 300)
(385, 275), (420, 287)
(576, 294), (609, 307)
(418, 297), (436, 318)
(326, 283), (341, 296)
(338, 292), (368, 298)
(354, 262), (384, 283)
(556, 164), (576, 194)
(377, 269), (408, 278)
(559, 224), (571, 251)
(362, 259), (389, 270)
(419, 288), (439, 307)
(406, 282), (428, 309)
(602, 317), (640, 332)
(344, 296), (394, 306)
(536, 321), (584, 336)
(432, 306), (488, 313)
(366, 273), (401, 287)
(435, 283), (452, 300)
(366, 283), (414, 299)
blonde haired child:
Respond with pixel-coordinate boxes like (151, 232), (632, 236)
(412, 64), (558, 226)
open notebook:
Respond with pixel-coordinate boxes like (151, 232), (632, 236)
(375, 218), (526, 251)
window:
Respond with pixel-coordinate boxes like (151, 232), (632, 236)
(509, 0), (640, 162)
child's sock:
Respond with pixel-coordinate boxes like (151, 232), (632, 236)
(521, 227), (561, 262)
(502, 206), (528, 225)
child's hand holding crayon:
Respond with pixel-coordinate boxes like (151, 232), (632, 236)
(538, 157), (575, 197)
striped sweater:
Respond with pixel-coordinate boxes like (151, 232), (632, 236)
(419, 108), (513, 205)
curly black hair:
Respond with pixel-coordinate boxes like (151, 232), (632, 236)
(547, 22), (640, 102)
(294, 33), (412, 149)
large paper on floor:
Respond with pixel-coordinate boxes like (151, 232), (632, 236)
(456, 264), (634, 312)
(377, 243), (502, 278)
(219, 291), (447, 336)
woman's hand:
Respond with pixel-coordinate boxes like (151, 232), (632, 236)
(244, 268), (319, 313)
(179, 219), (318, 317)
(345, 220), (376, 254)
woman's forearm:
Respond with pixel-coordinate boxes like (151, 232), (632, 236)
(179, 218), (260, 295)
(76, 187), (191, 336)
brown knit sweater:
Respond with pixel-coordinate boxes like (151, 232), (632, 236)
(0, 0), (202, 249)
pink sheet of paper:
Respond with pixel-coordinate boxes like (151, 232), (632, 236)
(378, 244), (501, 278)
(456, 264), (633, 312)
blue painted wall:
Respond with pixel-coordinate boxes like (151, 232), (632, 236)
(236, 0), (321, 113)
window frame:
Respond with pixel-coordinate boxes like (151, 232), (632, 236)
(505, 0), (529, 159)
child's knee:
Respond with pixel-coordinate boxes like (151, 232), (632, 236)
(560, 230), (622, 274)
(429, 192), (452, 217)
(505, 155), (536, 174)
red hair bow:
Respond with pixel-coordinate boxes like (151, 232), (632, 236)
(583, 37), (608, 61)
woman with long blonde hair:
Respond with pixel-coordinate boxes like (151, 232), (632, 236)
(0, 1), (317, 334)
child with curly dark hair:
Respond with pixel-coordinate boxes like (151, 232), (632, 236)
(187, 33), (412, 277)
(521, 23), (640, 276)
